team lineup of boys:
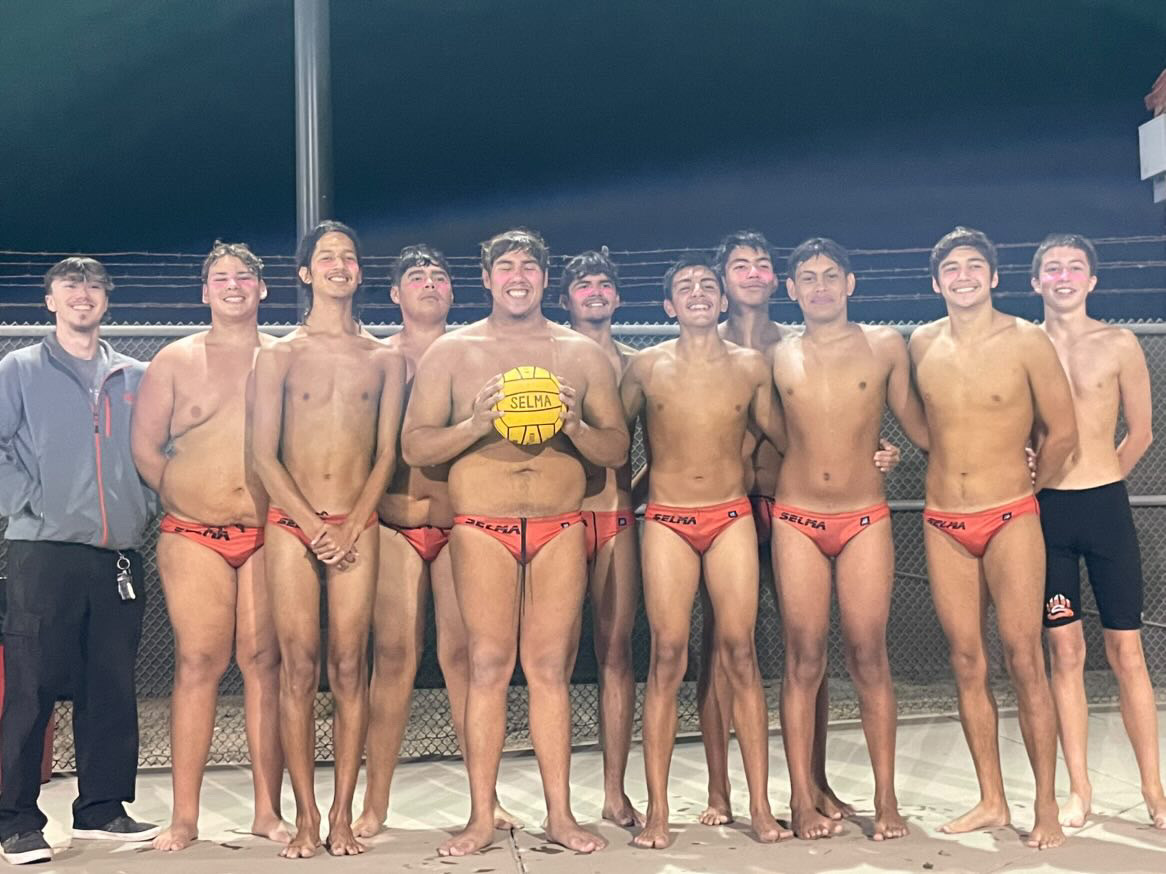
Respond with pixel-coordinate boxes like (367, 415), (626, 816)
(17, 222), (1163, 861)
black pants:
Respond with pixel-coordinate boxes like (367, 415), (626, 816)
(0, 540), (145, 838)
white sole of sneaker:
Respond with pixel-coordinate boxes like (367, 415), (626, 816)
(0, 846), (53, 865)
(71, 825), (160, 842)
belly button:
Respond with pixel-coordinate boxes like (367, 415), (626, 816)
(823, 472), (831, 481)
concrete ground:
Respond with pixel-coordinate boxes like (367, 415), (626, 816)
(33, 708), (1166, 873)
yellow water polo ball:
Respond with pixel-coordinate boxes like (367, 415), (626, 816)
(493, 366), (564, 445)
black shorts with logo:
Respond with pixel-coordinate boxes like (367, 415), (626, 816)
(1038, 481), (1143, 630)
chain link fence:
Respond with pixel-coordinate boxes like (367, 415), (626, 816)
(0, 321), (1162, 770)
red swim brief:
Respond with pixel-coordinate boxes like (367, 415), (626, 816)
(452, 511), (584, 563)
(923, 494), (1040, 558)
(771, 501), (890, 558)
(581, 509), (636, 561)
(266, 506), (377, 549)
(160, 513), (264, 569)
(644, 496), (753, 555)
(749, 494), (775, 545)
(380, 519), (451, 564)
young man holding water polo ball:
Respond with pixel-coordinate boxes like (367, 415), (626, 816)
(402, 228), (629, 856)
(559, 249), (644, 829)
(620, 254), (792, 849)
(354, 246), (519, 838)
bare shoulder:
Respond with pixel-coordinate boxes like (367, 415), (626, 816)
(1108, 324), (1143, 354)
(907, 318), (946, 357)
(257, 337), (295, 365)
(628, 339), (669, 375)
(150, 332), (205, 368)
(1013, 317), (1056, 352)
(615, 339), (638, 357)
(859, 322), (906, 355)
(257, 331), (280, 349)
(423, 323), (477, 359)
(730, 343), (770, 381)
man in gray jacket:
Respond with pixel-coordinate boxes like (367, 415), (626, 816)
(0, 257), (158, 865)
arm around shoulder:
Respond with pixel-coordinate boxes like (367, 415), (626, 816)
(1026, 326), (1078, 490)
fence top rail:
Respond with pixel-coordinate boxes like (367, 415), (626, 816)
(3, 321), (1165, 339)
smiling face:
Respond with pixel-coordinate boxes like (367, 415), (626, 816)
(298, 230), (362, 302)
(45, 272), (109, 332)
(1031, 245), (1096, 314)
(932, 245), (998, 309)
(482, 246), (547, 318)
(722, 245), (777, 308)
(562, 272), (619, 326)
(202, 254), (266, 320)
(663, 264), (726, 327)
(786, 253), (854, 322)
(392, 262), (453, 324)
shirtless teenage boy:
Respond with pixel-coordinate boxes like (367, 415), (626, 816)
(622, 255), (791, 849)
(910, 226), (1076, 850)
(132, 242), (287, 852)
(699, 230), (859, 828)
(772, 238), (929, 841)
(559, 249), (644, 828)
(354, 246), (517, 837)
(402, 229), (628, 856)
(252, 221), (406, 858)
(1031, 234), (1164, 828)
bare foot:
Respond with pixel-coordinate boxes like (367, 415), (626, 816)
(937, 800), (1010, 834)
(544, 815), (606, 854)
(279, 817), (321, 859)
(493, 800), (524, 830)
(792, 801), (840, 840)
(251, 813), (293, 844)
(815, 784), (855, 820)
(438, 819), (496, 856)
(873, 802), (908, 841)
(1027, 803), (1065, 849)
(699, 791), (733, 826)
(325, 819), (366, 857)
(602, 793), (645, 829)
(351, 809), (384, 839)
(152, 822), (198, 852)
(633, 810), (672, 850)
(1058, 790), (1091, 828)
(1144, 790), (1166, 829)
(750, 808), (793, 843)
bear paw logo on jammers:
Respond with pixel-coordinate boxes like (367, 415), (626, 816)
(494, 366), (564, 445)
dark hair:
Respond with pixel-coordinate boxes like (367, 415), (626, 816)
(392, 244), (451, 287)
(1030, 233), (1098, 280)
(662, 254), (723, 300)
(295, 220), (363, 316)
(930, 226), (997, 281)
(560, 247), (620, 297)
(43, 256), (113, 295)
(201, 240), (263, 283)
(479, 227), (549, 273)
(787, 237), (852, 277)
(713, 230), (773, 278)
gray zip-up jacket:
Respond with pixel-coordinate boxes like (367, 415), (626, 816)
(0, 333), (156, 550)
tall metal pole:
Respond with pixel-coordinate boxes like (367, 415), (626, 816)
(294, 0), (333, 319)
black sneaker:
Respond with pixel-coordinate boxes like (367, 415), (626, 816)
(0, 831), (52, 865)
(71, 816), (160, 842)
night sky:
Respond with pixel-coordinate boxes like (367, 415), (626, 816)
(2, 0), (1165, 322)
